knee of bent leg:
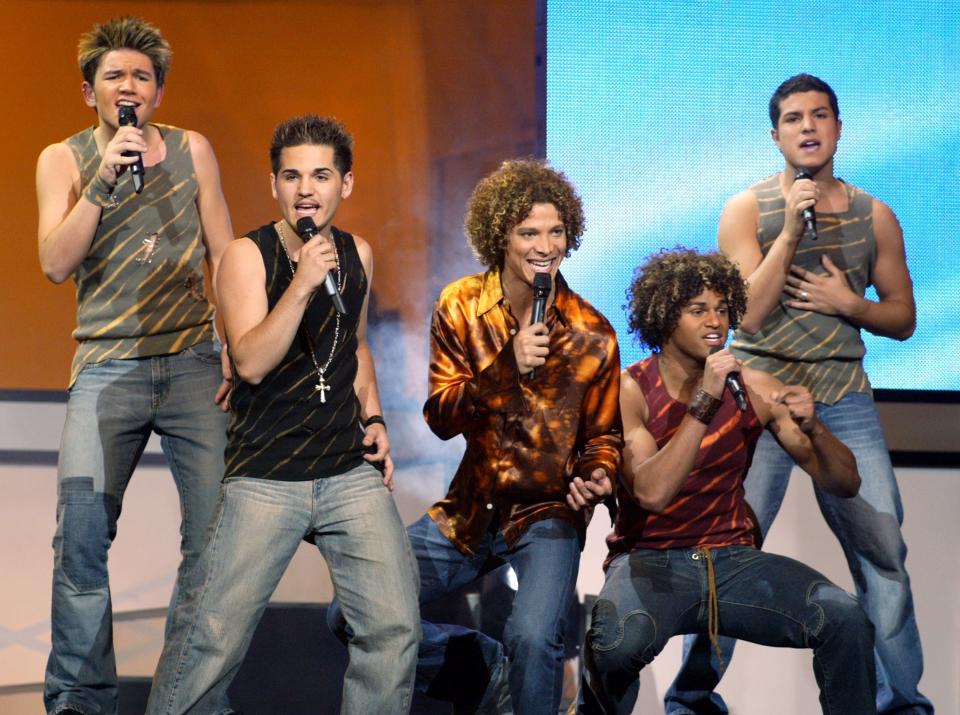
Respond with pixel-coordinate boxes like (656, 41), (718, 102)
(808, 581), (874, 648)
(586, 598), (657, 675)
(55, 477), (118, 591)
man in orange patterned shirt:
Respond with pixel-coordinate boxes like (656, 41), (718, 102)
(414, 159), (621, 713)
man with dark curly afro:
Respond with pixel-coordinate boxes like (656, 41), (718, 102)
(409, 158), (622, 713)
(578, 247), (876, 714)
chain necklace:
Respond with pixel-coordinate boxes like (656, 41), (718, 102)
(277, 221), (343, 403)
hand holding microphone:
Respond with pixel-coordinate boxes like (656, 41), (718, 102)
(117, 105), (145, 194)
(707, 346), (748, 412)
(295, 217), (347, 315)
(793, 168), (818, 240)
(513, 272), (551, 377)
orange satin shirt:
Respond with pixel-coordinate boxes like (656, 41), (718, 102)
(425, 268), (622, 555)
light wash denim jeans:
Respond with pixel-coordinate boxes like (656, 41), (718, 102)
(582, 546), (876, 715)
(666, 392), (933, 715)
(44, 345), (228, 715)
(146, 463), (420, 715)
(329, 513), (581, 714)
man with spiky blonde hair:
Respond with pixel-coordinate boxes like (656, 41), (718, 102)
(38, 16), (233, 715)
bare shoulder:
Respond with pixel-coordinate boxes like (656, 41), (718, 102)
(724, 188), (759, 216)
(718, 189), (761, 258)
(186, 129), (215, 158)
(37, 142), (78, 179)
(619, 367), (649, 423)
(222, 235), (261, 267)
(351, 233), (373, 272)
(872, 198), (905, 245)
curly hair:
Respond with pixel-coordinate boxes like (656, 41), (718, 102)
(78, 17), (172, 87)
(269, 115), (353, 176)
(625, 248), (748, 352)
(464, 159), (585, 267)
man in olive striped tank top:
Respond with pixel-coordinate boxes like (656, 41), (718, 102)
(37, 18), (234, 715)
(668, 75), (932, 715)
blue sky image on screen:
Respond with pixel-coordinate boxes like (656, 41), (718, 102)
(546, 0), (960, 391)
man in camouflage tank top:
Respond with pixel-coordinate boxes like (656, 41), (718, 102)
(36, 18), (233, 715)
(668, 74), (932, 715)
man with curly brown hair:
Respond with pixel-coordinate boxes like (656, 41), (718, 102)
(408, 158), (622, 713)
(578, 248), (875, 714)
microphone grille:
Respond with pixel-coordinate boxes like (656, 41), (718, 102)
(295, 217), (319, 238)
(533, 272), (551, 296)
(793, 167), (814, 181)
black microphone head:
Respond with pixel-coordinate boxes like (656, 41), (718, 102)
(532, 272), (552, 298)
(295, 217), (319, 240)
(117, 105), (137, 127)
(794, 167), (814, 181)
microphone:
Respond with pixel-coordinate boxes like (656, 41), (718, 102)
(295, 217), (347, 315)
(529, 272), (551, 379)
(117, 105), (145, 194)
(793, 168), (818, 240)
(710, 345), (748, 412)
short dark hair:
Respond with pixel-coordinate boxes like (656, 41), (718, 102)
(625, 248), (747, 352)
(269, 115), (354, 176)
(78, 17), (172, 87)
(769, 73), (840, 127)
(464, 158), (585, 268)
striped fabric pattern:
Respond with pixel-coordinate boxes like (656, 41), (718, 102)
(606, 355), (761, 560)
(730, 174), (875, 404)
(224, 224), (368, 482)
(64, 125), (213, 386)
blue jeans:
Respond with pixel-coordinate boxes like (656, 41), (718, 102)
(45, 346), (228, 715)
(582, 546), (876, 715)
(147, 463), (420, 715)
(330, 514), (581, 714)
(667, 392), (933, 715)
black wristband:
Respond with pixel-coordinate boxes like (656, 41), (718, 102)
(363, 414), (386, 429)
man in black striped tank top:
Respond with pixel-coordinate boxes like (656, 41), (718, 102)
(668, 74), (932, 715)
(147, 116), (419, 715)
(37, 18), (234, 715)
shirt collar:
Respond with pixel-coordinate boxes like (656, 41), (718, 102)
(478, 266), (571, 328)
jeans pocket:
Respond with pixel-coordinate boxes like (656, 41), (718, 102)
(185, 342), (222, 366)
(726, 545), (764, 564)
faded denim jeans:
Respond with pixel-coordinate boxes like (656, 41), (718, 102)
(581, 545), (876, 715)
(147, 463), (420, 715)
(45, 345), (227, 715)
(667, 393), (932, 715)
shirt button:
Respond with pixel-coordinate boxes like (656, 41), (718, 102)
(509, 329), (517, 335)
(486, 503), (494, 510)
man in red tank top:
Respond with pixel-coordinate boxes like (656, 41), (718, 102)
(578, 248), (876, 715)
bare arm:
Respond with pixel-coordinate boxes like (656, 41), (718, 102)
(620, 372), (705, 513)
(217, 231), (336, 385)
(620, 351), (740, 512)
(189, 130), (235, 405)
(783, 200), (915, 340)
(719, 181), (815, 333)
(744, 368), (860, 497)
(351, 237), (393, 487)
(37, 127), (147, 283)
(190, 131), (234, 298)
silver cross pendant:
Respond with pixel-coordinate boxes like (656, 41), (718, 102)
(315, 376), (331, 404)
